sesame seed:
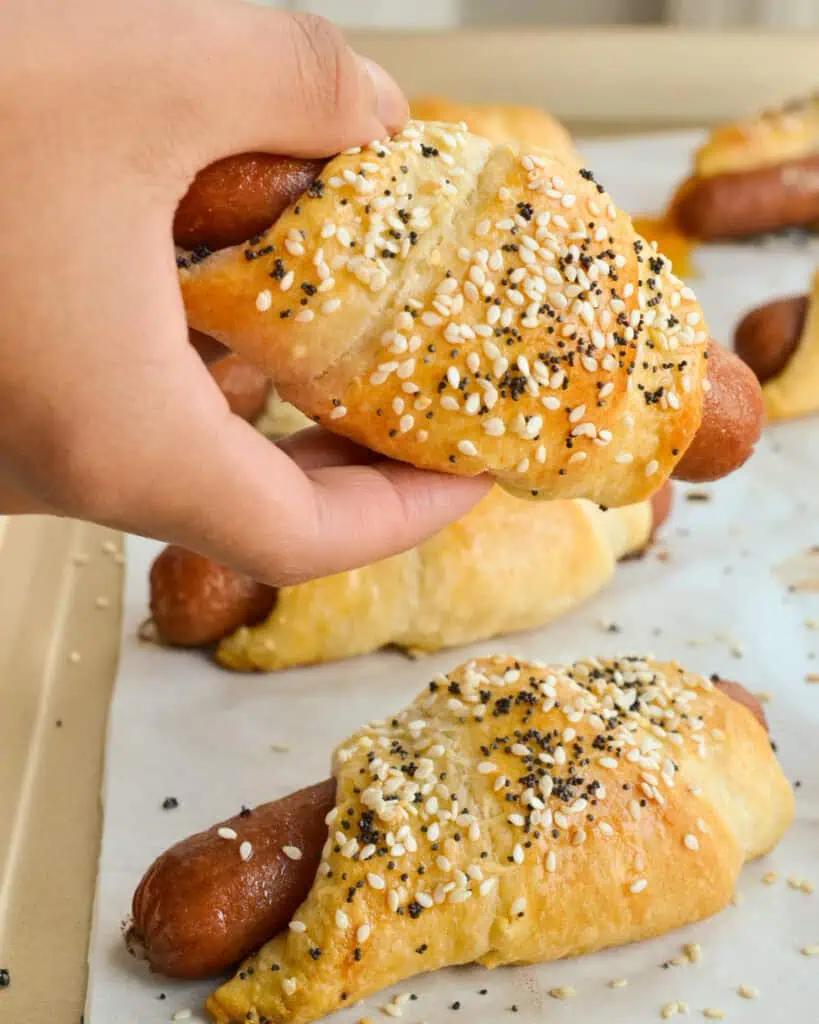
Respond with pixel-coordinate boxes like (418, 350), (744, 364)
(357, 924), (371, 943)
(549, 987), (576, 1001)
(511, 897), (527, 916)
(684, 943), (702, 963)
(289, 920), (306, 933)
(217, 827), (237, 841)
(282, 978), (297, 997)
(512, 844), (524, 864)
(282, 845), (302, 861)
(646, 460), (660, 476)
(684, 834), (699, 851)
(295, 309), (314, 323)
(546, 850), (557, 873)
(457, 439), (478, 457)
(630, 879), (648, 894)
(322, 298), (341, 314)
(239, 841), (253, 862)
(68, 650), (81, 664)
(329, 405), (347, 420)
(367, 873), (386, 891)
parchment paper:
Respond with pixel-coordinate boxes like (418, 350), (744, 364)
(86, 132), (819, 1023)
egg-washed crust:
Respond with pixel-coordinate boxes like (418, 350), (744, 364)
(207, 655), (792, 1024)
(763, 270), (819, 422)
(180, 121), (709, 509)
(409, 97), (577, 164)
(692, 92), (819, 178)
(215, 493), (651, 671)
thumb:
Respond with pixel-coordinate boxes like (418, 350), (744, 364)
(173, 2), (408, 164)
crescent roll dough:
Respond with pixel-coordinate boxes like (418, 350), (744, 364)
(207, 654), (792, 1024)
(692, 93), (819, 178)
(216, 491), (652, 671)
(762, 270), (819, 422)
(410, 97), (576, 163)
(179, 121), (709, 509)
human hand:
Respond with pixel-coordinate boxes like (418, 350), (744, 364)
(0, 0), (489, 584)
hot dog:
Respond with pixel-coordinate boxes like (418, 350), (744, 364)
(734, 294), (808, 384)
(172, 153), (764, 488)
(149, 545), (276, 647)
(672, 339), (764, 482)
(129, 779), (335, 980)
(148, 483), (674, 651)
(672, 155), (819, 242)
(127, 680), (767, 980)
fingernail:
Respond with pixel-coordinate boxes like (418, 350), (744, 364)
(358, 55), (408, 134)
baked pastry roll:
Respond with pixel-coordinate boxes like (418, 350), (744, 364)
(215, 490), (656, 671)
(178, 120), (714, 508)
(205, 654), (792, 1024)
(148, 486), (668, 669)
(671, 92), (819, 240)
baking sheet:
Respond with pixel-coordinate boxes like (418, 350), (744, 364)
(87, 131), (819, 1023)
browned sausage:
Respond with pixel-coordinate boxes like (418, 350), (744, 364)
(150, 545), (276, 647)
(673, 154), (819, 241)
(174, 154), (326, 252)
(148, 484), (675, 651)
(734, 295), (808, 384)
(672, 340), (764, 483)
(129, 779), (336, 979)
(128, 682), (767, 980)
(173, 157), (764, 487)
(209, 353), (272, 422)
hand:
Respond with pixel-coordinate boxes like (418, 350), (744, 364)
(0, 0), (489, 585)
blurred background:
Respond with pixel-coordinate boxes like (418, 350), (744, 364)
(258, 0), (819, 30)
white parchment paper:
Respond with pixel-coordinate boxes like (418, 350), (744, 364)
(86, 132), (819, 1023)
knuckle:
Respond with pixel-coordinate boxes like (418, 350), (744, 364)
(288, 13), (358, 136)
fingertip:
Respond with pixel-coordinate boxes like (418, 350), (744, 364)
(355, 55), (409, 135)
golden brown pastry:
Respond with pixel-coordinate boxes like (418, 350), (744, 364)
(670, 93), (819, 240)
(216, 490), (655, 671)
(735, 270), (819, 422)
(410, 97), (576, 162)
(178, 121), (718, 508)
(147, 485), (670, 669)
(204, 654), (792, 1024)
